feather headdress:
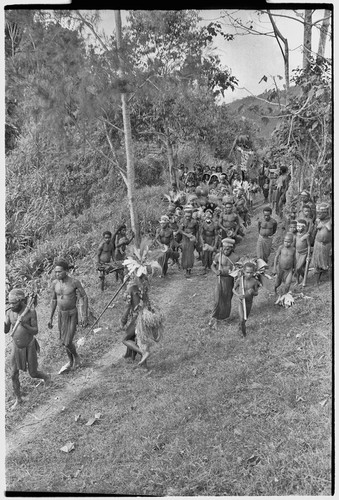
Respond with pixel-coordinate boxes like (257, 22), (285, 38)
(123, 237), (164, 278)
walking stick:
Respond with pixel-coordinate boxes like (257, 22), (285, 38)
(302, 254), (311, 287)
(241, 274), (247, 321)
(218, 248), (222, 284)
(85, 272), (131, 334)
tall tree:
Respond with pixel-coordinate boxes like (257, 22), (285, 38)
(303, 10), (313, 71)
(114, 10), (140, 244)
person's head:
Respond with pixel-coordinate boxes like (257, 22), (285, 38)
(222, 237), (235, 255)
(159, 215), (169, 228)
(54, 258), (69, 280)
(263, 207), (272, 220)
(283, 232), (294, 247)
(204, 209), (213, 222)
(302, 204), (311, 218)
(211, 165), (216, 172)
(220, 173), (227, 182)
(224, 202), (233, 214)
(184, 208), (192, 220)
(8, 288), (26, 313)
(103, 231), (112, 242)
(290, 206), (297, 218)
(216, 165), (222, 173)
(297, 219), (307, 233)
(183, 166), (189, 173)
(300, 190), (310, 203)
(317, 202), (330, 220)
(243, 262), (255, 279)
(280, 165), (288, 175)
(289, 220), (297, 233)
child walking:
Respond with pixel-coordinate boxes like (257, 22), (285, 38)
(233, 262), (261, 337)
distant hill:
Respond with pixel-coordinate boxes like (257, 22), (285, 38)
(226, 86), (301, 143)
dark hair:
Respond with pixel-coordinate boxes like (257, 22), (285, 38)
(54, 259), (69, 270)
(263, 206), (272, 213)
(244, 262), (255, 271)
(103, 231), (112, 238)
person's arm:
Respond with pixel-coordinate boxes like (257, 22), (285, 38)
(306, 234), (311, 259)
(232, 278), (244, 300)
(273, 246), (281, 274)
(75, 279), (88, 326)
(97, 242), (104, 264)
(272, 219), (278, 235)
(258, 220), (261, 234)
(211, 255), (219, 276)
(48, 283), (57, 328)
(19, 309), (38, 336)
(4, 311), (11, 334)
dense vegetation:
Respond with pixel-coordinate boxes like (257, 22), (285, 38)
(5, 9), (332, 283)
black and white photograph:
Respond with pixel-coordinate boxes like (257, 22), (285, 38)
(4, 5), (333, 495)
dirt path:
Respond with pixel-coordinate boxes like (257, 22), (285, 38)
(5, 261), (195, 457)
(4, 198), (281, 457)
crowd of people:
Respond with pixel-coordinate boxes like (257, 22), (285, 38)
(5, 162), (332, 408)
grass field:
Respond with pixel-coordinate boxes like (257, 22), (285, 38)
(5, 196), (333, 495)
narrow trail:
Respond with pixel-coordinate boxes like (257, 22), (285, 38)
(5, 258), (193, 457)
(5, 197), (280, 458)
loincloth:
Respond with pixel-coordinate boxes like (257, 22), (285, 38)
(58, 308), (78, 345)
(12, 337), (40, 372)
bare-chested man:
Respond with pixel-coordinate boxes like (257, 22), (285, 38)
(97, 231), (115, 270)
(178, 207), (199, 277)
(256, 206), (278, 264)
(5, 288), (50, 409)
(273, 233), (296, 294)
(200, 209), (218, 274)
(155, 215), (174, 277)
(210, 237), (239, 326)
(219, 202), (240, 240)
(48, 259), (88, 373)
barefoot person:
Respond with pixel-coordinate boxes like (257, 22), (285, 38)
(178, 206), (199, 277)
(155, 215), (174, 277)
(273, 233), (296, 295)
(256, 206), (278, 264)
(48, 259), (88, 373)
(233, 262), (261, 337)
(210, 238), (239, 326)
(200, 209), (218, 274)
(121, 255), (164, 369)
(5, 288), (50, 409)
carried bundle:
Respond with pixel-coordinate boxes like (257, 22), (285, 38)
(136, 305), (165, 345)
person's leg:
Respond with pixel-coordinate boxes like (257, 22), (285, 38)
(284, 269), (293, 293)
(27, 341), (50, 384)
(10, 349), (22, 408)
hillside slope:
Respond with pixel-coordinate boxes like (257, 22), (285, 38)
(5, 195), (332, 495)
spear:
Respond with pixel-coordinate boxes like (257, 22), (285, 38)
(84, 272), (131, 334)
(241, 274), (247, 321)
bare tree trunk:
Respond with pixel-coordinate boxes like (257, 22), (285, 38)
(267, 10), (289, 102)
(317, 9), (331, 62)
(164, 124), (176, 186)
(303, 10), (313, 71)
(114, 10), (140, 245)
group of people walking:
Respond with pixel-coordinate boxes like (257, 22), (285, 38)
(5, 162), (332, 409)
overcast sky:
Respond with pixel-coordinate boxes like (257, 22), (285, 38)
(97, 9), (332, 104)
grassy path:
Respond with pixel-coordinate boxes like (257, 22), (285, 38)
(5, 200), (332, 494)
